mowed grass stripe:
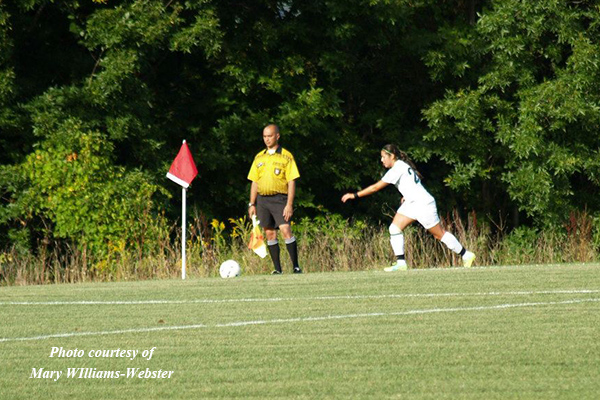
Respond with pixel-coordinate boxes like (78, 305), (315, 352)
(1, 264), (599, 400)
(2, 289), (600, 306)
(1, 297), (599, 343)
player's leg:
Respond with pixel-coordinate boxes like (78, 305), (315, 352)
(428, 223), (476, 268)
(384, 213), (414, 272)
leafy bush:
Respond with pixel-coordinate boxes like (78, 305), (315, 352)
(0, 121), (169, 265)
(499, 226), (540, 265)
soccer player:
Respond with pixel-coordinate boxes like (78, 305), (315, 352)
(341, 144), (476, 271)
(247, 124), (302, 274)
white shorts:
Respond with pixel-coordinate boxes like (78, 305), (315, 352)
(397, 200), (440, 229)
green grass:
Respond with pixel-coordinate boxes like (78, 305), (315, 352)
(1, 264), (599, 399)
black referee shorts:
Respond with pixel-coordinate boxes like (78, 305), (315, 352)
(256, 194), (289, 229)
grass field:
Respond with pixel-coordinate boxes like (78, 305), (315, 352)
(1, 264), (599, 399)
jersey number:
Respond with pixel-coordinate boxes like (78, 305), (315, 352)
(408, 168), (420, 184)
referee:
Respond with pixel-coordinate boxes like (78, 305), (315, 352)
(247, 124), (302, 274)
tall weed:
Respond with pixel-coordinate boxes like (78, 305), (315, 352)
(1, 210), (599, 285)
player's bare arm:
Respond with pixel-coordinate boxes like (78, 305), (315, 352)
(341, 180), (389, 203)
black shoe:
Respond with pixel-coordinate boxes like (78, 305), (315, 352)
(293, 267), (303, 274)
(271, 270), (282, 275)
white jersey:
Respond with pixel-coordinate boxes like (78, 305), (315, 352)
(381, 160), (434, 204)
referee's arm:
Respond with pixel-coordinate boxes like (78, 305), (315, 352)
(283, 179), (296, 222)
(248, 181), (258, 217)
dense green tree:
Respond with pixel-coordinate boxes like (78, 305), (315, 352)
(2, 0), (599, 261)
(0, 2), (21, 165)
(423, 0), (600, 226)
(2, 0), (468, 251)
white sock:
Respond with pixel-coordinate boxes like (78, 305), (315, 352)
(440, 232), (464, 254)
(389, 224), (404, 257)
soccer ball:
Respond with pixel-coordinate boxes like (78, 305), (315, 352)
(219, 259), (241, 278)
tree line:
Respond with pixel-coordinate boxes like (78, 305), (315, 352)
(1, 0), (599, 257)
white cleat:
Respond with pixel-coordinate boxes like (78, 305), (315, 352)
(384, 260), (408, 272)
(462, 251), (476, 268)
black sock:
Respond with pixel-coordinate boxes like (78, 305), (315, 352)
(396, 254), (405, 261)
(268, 242), (281, 272)
(285, 238), (300, 269)
(459, 248), (466, 257)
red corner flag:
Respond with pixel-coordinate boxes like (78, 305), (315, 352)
(166, 140), (198, 188)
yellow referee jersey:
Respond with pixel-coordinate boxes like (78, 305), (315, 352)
(247, 146), (300, 195)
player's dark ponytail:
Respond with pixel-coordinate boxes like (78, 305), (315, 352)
(382, 144), (423, 180)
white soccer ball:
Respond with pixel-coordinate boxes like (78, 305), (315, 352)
(219, 259), (241, 278)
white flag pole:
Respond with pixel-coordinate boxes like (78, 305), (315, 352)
(181, 139), (187, 281)
(182, 187), (187, 280)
